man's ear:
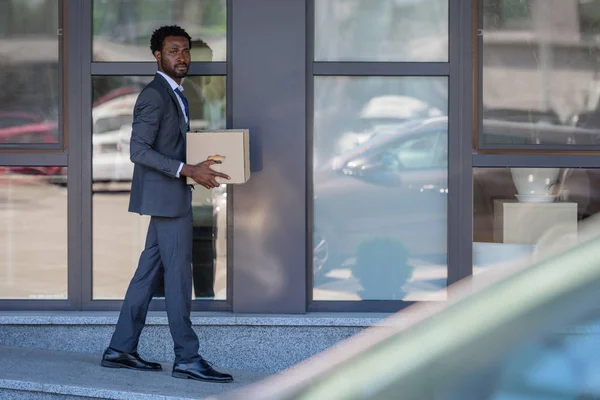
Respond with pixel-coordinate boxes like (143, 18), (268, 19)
(154, 50), (161, 62)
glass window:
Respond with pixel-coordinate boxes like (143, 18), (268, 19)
(0, 168), (67, 299)
(0, 0), (60, 144)
(91, 75), (227, 300)
(312, 76), (448, 301)
(481, 0), (600, 146)
(473, 167), (600, 271)
(483, 0), (531, 30)
(315, 0), (448, 62)
(93, 0), (226, 62)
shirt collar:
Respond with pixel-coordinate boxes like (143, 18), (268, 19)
(157, 71), (183, 92)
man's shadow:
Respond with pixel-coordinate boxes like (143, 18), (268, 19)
(350, 238), (413, 300)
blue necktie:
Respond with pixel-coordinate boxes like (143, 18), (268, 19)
(174, 88), (190, 131)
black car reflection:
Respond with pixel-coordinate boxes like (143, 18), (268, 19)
(313, 117), (600, 280)
(314, 117), (448, 278)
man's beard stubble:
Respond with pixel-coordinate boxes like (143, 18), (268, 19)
(162, 59), (188, 79)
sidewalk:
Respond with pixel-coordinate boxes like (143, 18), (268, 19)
(0, 345), (269, 399)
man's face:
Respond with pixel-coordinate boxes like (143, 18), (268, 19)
(155, 36), (190, 81)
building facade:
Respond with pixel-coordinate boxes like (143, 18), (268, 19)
(2, 0), (600, 315)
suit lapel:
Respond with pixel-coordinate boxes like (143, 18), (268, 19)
(154, 74), (188, 137)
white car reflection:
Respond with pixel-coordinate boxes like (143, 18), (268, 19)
(92, 95), (137, 183)
(90, 92), (217, 184)
(334, 95), (444, 155)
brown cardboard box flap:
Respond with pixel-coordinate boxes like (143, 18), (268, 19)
(186, 129), (250, 185)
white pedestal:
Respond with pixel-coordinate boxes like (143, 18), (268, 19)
(493, 200), (578, 244)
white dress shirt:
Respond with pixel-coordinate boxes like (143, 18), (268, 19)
(156, 71), (187, 178)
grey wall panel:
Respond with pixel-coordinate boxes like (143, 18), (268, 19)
(231, 0), (307, 313)
(66, 0), (84, 309)
(447, 0), (474, 284)
(79, 0), (93, 308)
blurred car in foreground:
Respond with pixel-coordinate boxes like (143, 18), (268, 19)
(217, 216), (600, 400)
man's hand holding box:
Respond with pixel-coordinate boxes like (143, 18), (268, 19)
(185, 129), (251, 186)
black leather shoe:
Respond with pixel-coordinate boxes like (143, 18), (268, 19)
(172, 358), (233, 383)
(100, 347), (162, 371)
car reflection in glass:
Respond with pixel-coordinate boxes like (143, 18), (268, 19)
(313, 116), (600, 299)
(313, 117), (449, 298)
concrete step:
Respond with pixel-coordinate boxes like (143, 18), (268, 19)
(0, 345), (269, 400)
(0, 312), (376, 374)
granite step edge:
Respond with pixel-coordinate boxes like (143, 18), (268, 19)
(0, 378), (199, 400)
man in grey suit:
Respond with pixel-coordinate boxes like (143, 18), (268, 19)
(101, 25), (233, 383)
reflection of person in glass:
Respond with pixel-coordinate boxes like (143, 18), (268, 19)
(101, 25), (232, 383)
(351, 239), (412, 300)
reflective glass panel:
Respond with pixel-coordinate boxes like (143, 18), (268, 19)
(315, 0), (448, 62)
(91, 75), (227, 300)
(313, 76), (448, 301)
(0, 0), (60, 144)
(482, 0), (600, 145)
(93, 0), (226, 62)
(0, 168), (67, 299)
(474, 167), (600, 271)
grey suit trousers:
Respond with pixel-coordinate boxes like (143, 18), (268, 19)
(109, 209), (201, 363)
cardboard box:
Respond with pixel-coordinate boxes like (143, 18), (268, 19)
(186, 129), (250, 185)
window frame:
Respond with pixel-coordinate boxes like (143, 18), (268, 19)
(0, 0), (233, 312)
(307, 0), (474, 312)
(0, 0), (79, 311)
(82, 0), (232, 312)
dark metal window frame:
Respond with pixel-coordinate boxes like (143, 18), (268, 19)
(9, 0), (591, 314)
(0, 0), (67, 152)
(0, 0), (79, 311)
(307, 0), (474, 312)
(0, 0), (233, 312)
(81, 0), (233, 312)
(307, 0), (600, 314)
(472, 0), (600, 199)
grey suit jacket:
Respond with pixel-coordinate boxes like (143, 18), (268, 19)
(128, 73), (191, 218)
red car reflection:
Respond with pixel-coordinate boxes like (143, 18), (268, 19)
(0, 118), (62, 176)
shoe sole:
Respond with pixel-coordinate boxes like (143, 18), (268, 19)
(172, 371), (233, 383)
(101, 360), (162, 371)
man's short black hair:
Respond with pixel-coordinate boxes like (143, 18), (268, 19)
(150, 25), (192, 54)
